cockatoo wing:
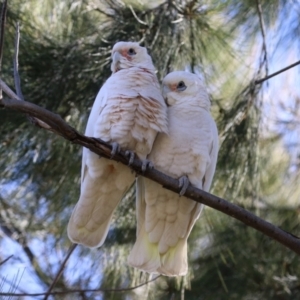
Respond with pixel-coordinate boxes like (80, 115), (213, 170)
(68, 81), (136, 248)
(203, 118), (219, 192)
(81, 84), (108, 183)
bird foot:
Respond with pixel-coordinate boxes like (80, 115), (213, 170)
(125, 150), (135, 166)
(110, 142), (121, 158)
(178, 175), (190, 196)
(141, 159), (154, 173)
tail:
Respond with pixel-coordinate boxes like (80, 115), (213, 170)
(68, 161), (134, 248)
(128, 224), (161, 274)
(159, 239), (188, 276)
(128, 224), (188, 276)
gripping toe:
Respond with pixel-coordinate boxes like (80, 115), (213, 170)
(141, 159), (154, 172)
(110, 142), (121, 158)
(178, 175), (189, 196)
(125, 150), (135, 166)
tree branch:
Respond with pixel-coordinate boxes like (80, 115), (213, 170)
(1, 81), (300, 256)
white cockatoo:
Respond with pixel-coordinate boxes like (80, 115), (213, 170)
(67, 42), (168, 248)
(128, 71), (219, 276)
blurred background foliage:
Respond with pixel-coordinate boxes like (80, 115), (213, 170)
(0, 0), (300, 299)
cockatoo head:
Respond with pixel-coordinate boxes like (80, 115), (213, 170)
(111, 41), (154, 73)
(162, 71), (210, 110)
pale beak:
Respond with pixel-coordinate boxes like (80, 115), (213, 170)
(111, 51), (122, 73)
(162, 85), (170, 106)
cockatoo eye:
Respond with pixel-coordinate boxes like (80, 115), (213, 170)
(128, 48), (136, 56)
(176, 81), (187, 91)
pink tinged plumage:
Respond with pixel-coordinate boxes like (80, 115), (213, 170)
(128, 71), (219, 276)
(67, 41), (168, 248)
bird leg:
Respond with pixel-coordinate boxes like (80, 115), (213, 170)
(125, 150), (135, 166)
(178, 175), (190, 196)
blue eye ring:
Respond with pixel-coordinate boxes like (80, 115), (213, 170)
(177, 81), (186, 91)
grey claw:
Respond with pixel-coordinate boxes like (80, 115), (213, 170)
(110, 142), (121, 158)
(141, 159), (154, 173)
(178, 175), (189, 196)
(125, 150), (135, 166)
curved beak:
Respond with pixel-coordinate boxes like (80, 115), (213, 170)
(162, 84), (170, 106)
(111, 51), (122, 73)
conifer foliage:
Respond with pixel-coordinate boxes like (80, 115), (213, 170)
(1, 0), (300, 299)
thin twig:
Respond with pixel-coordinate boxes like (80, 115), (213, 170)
(256, 0), (268, 76)
(43, 244), (77, 300)
(0, 0), (8, 100)
(12, 23), (50, 128)
(255, 60), (300, 84)
(0, 255), (13, 266)
(0, 214), (52, 287)
(13, 22), (24, 100)
(187, 0), (198, 72)
(0, 215), (34, 262)
(129, 5), (147, 25)
(1, 81), (300, 256)
(189, 18), (195, 73)
(0, 274), (27, 294)
(0, 275), (162, 297)
(0, 0), (7, 71)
